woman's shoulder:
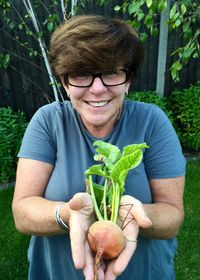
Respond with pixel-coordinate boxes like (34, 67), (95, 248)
(39, 100), (72, 114)
(124, 100), (166, 120)
(32, 101), (73, 121)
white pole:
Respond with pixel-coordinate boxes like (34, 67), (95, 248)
(71, 0), (78, 16)
(156, 0), (170, 96)
(23, 0), (60, 101)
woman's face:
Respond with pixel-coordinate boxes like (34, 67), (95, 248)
(61, 72), (131, 138)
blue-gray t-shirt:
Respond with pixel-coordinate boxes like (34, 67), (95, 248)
(18, 100), (186, 280)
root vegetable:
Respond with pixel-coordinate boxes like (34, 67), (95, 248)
(85, 141), (148, 279)
(88, 220), (125, 259)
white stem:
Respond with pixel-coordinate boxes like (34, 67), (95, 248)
(60, 0), (66, 19)
(23, 0), (60, 101)
(71, 0), (78, 16)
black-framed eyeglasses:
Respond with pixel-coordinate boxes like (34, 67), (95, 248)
(64, 69), (128, 88)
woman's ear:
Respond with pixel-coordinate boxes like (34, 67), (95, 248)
(60, 75), (67, 88)
(126, 80), (131, 92)
(60, 75), (70, 98)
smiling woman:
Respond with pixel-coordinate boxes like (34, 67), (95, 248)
(12, 14), (186, 280)
(49, 15), (144, 138)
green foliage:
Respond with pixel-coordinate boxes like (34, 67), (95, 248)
(168, 83), (200, 151)
(0, 107), (28, 183)
(0, 53), (11, 69)
(113, 0), (200, 82)
(169, 1), (200, 82)
(0, 0), (10, 10)
(126, 90), (174, 124)
(85, 141), (146, 222)
(127, 87), (200, 152)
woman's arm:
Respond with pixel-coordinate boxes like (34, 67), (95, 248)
(12, 158), (97, 275)
(102, 177), (185, 278)
(12, 158), (71, 236)
(141, 176), (185, 239)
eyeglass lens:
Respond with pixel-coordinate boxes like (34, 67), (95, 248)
(67, 70), (127, 87)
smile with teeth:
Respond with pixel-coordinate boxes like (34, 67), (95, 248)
(87, 101), (109, 107)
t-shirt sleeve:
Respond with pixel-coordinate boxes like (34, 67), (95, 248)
(144, 106), (186, 179)
(18, 107), (56, 165)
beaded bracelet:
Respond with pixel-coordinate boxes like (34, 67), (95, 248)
(55, 204), (69, 232)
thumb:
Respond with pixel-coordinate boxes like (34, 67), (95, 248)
(120, 195), (152, 228)
(68, 192), (93, 212)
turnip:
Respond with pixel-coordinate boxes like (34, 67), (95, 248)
(85, 141), (148, 278)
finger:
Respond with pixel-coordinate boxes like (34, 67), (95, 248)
(120, 195), (152, 228)
(69, 213), (86, 269)
(83, 242), (105, 280)
(69, 192), (93, 213)
(113, 221), (138, 275)
(113, 238), (137, 275)
(104, 261), (118, 280)
(83, 242), (95, 280)
(97, 267), (106, 280)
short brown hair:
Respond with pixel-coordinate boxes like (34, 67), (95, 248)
(49, 15), (144, 77)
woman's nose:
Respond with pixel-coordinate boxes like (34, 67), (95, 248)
(88, 77), (107, 94)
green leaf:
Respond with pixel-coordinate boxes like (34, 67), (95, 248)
(175, 19), (181, 27)
(170, 4), (177, 19)
(18, 23), (23, 30)
(9, 22), (14, 29)
(111, 149), (143, 187)
(128, 3), (140, 15)
(138, 12), (145, 21)
(158, 0), (167, 12)
(146, 0), (152, 8)
(151, 26), (159, 37)
(93, 141), (121, 164)
(93, 154), (113, 171)
(5, 54), (10, 63)
(114, 5), (121, 11)
(181, 4), (187, 15)
(140, 32), (148, 42)
(174, 60), (183, 71)
(47, 22), (54, 32)
(85, 164), (105, 177)
(182, 46), (195, 62)
(144, 14), (154, 28)
(122, 143), (148, 158)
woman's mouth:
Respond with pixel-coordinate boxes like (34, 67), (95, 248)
(87, 101), (109, 107)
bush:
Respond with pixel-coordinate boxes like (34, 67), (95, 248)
(169, 83), (200, 151)
(0, 107), (28, 183)
(127, 91), (174, 125)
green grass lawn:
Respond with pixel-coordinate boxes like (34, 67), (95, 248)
(175, 159), (200, 280)
(0, 187), (30, 279)
(0, 159), (200, 279)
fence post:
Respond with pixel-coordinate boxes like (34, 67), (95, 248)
(156, 0), (170, 97)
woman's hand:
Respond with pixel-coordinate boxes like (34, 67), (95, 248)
(103, 195), (152, 280)
(67, 193), (100, 279)
(67, 193), (152, 280)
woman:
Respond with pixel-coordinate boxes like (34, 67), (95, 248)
(12, 15), (185, 280)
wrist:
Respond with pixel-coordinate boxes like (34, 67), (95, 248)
(54, 204), (70, 232)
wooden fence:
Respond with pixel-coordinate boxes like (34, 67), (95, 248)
(0, 1), (200, 120)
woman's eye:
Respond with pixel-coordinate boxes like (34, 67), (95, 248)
(76, 74), (91, 79)
(104, 71), (116, 76)
(70, 73), (91, 79)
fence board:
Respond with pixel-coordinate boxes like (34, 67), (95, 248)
(0, 1), (199, 119)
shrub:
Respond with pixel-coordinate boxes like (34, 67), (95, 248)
(0, 107), (28, 183)
(168, 83), (200, 151)
(127, 91), (174, 125)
